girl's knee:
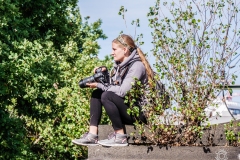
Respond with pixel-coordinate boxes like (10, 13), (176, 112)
(91, 89), (103, 99)
(101, 91), (114, 103)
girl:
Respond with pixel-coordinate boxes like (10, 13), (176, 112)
(72, 34), (153, 147)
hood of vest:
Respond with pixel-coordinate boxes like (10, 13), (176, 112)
(113, 49), (141, 70)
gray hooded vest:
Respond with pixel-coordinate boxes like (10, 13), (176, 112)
(97, 49), (148, 98)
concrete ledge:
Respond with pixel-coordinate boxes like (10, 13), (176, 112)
(88, 145), (240, 160)
(91, 120), (240, 159)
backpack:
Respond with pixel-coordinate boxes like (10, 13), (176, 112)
(121, 60), (170, 108)
(154, 76), (170, 109)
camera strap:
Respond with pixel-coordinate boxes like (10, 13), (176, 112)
(112, 59), (141, 85)
(121, 59), (141, 80)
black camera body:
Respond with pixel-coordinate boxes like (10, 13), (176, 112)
(79, 66), (109, 88)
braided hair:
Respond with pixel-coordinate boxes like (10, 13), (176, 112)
(112, 34), (154, 85)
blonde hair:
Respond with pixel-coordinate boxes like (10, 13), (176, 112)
(113, 34), (154, 85)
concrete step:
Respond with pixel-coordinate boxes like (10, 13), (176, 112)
(90, 120), (240, 159)
(88, 145), (240, 160)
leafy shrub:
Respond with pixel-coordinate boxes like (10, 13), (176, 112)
(0, 0), (110, 159)
(126, 0), (240, 146)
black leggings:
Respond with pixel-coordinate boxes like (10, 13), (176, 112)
(90, 89), (147, 130)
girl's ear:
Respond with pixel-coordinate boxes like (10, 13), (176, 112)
(123, 47), (130, 56)
(123, 47), (127, 53)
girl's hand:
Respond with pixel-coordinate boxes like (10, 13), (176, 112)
(93, 67), (99, 73)
(93, 66), (107, 73)
(86, 82), (98, 88)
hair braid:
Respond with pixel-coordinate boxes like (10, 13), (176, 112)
(137, 48), (154, 86)
(113, 34), (154, 87)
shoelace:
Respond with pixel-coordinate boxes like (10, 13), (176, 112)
(108, 132), (128, 143)
(107, 132), (116, 140)
(81, 132), (89, 139)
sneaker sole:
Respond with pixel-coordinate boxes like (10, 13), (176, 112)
(72, 140), (99, 146)
(98, 142), (128, 147)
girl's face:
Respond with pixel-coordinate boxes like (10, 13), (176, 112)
(111, 42), (128, 62)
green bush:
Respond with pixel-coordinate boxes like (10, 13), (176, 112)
(0, 0), (110, 159)
(125, 0), (240, 146)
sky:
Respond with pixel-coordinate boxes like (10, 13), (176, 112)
(77, 0), (156, 61)
(77, 0), (240, 102)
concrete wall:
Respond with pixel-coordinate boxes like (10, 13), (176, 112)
(88, 120), (240, 160)
(88, 145), (240, 160)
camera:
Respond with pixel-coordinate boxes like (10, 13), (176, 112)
(79, 66), (109, 88)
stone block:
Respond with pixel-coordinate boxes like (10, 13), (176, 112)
(88, 145), (240, 160)
(90, 120), (240, 159)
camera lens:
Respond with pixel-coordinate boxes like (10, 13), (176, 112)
(79, 76), (95, 88)
(78, 66), (109, 89)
